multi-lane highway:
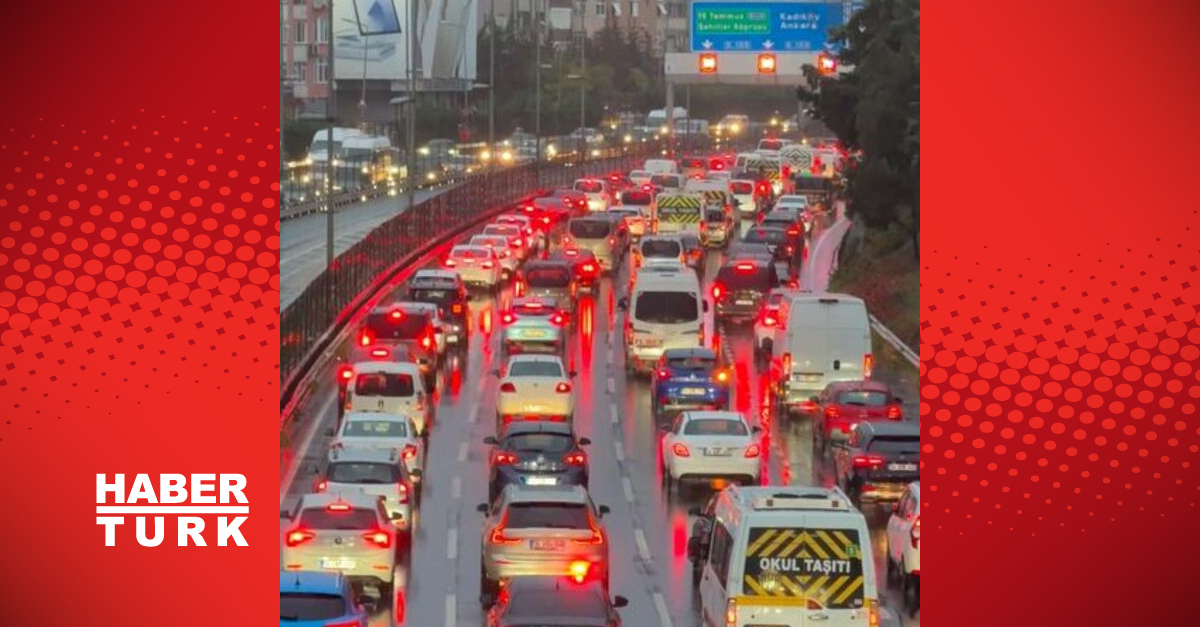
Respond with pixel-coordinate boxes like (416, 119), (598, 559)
(280, 207), (920, 627)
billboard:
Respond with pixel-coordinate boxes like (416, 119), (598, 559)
(334, 0), (412, 80)
(690, 1), (847, 53)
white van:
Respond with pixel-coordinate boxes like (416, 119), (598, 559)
(342, 361), (432, 436)
(621, 266), (705, 375)
(691, 485), (880, 627)
(771, 294), (872, 417)
(644, 158), (679, 175)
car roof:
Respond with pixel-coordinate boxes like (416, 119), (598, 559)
(501, 421), (575, 438)
(512, 296), (557, 307)
(663, 347), (717, 360)
(505, 353), (565, 366)
(826, 379), (892, 394)
(350, 361), (422, 375)
(681, 410), (747, 423)
(280, 571), (347, 595)
(503, 483), (589, 504)
(343, 410), (412, 423)
(298, 491), (381, 509)
(523, 259), (572, 271)
(412, 269), (460, 283)
(328, 446), (404, 465)
(502, 577), (610, 624)
(641, 234), (682, 243)
(450, 244), (489, 253)
(857, 421), (921, 437)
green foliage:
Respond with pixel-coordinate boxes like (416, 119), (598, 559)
(282, 119), (327, 160)
(800, 0), (919, 254)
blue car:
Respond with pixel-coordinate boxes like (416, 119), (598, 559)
(650, 347), (732, 420)
(280, 571), (367, 627)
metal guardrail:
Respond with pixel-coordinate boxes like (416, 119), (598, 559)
(871, 314), (920, 368)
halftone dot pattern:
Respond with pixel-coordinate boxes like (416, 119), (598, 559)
(922, 223), (1200, 535)
(0, 109), (280, 440)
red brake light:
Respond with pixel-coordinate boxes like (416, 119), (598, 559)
(743, 444), (760, 458)
(911, 516), (921, 549)
(421, 334), (433, 349)
(761, 313), (778, 327)
(359, 330), (373, 347)
(327, 502), (351, 512)
(490, 511), (522, 544)
(444, 258), (457, 267)
(656, 368), (670, 380)
(864, 354), (875, 378)
(338, 365), (354, 382)
(713, 369), (731, 385)
(825, 405), (840, 419)
(451, 303), (463, 315)
(482, 260), (495, 269)
(500, 382), (517, 393)
(581, 262), (595, 273)
(550, 312), (566, 326)
(711, 283), (724, 301)
(370, 348), (389, 358)
(734, 262), (755, 273)
(285, 529), (315, 547)
(568, 560), (592, 583)
(672, 443), (691, 457)
(852, 454), (886, 469)
(493, 451), (518, 465)
(573, 512), (605, 545)
(555, 381), (572, 393)
(565, 248), (579, 257)
(398, 481), (411, 504)
(563, 451), (586, 466)
(390, 310), (403, 320)
(887, 405), (903, 420)
(313, 478), (328, 492)
(363, 529), (392, 549)
(402, 444), (418, 461)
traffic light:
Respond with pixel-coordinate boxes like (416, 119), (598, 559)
(698, 53), (718, 74)
(756, 53), (777, 74)
(816, 52), (837, 76)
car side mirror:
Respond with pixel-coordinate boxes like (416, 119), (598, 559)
(578, 437), (592, 446)
(280, 509), (292, 520)
(894, 396), (904, 404)
(752, 425), (763, 434)
(476, 503), (490, 515)
(410, 469), (423, 479)
(491, 368), (501, 377)
(483, 436), (499, 445)
(570, 370), (578, 378)
(598, 505), (611, 517)
(617, 297), (629, 311)
(703, 300), (710, 312)
(613, 595), (629, 608)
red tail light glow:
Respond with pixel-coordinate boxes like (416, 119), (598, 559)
(421, 334), (433, 350)
(370, 348), (389, 358)
(887, 405), (902, 420)
(398, 482), (411, 504)
(338, 365), (354, 382)
(656, 368), (670, 380)
(825, 406), (840, 419)
(581, 262), (596, 274)
(734, 262), (756, 273)
(493, 451), (518, 465)
(852, 454), (886, 469)
(550, 313), (566, 326)
(672, 443), (691, 457)
(743, 444), (761, 458)
(482, 260), (495, 269)
(402, 444), (418, 461)
(285, 529), (315, 547)
(327, 502), (351, 512)
(363, 529), (392, 549)
(444, 258), (457, 267)
(573, 512), (605, 545)
(711, 283), (725, 301)
(864, 354), (874, 378)
(500, 382), (517, 393)
(761, 313), (778, 327)
(911, 515), (921, 549)
(451, 303), (463, 315)
(563, 451), (586, 466)
(501, 312), (515, 324)
(555, 381), (572, 393)
(568, 560), (592, 583)
(490, 511), (522, 544)
(359, 331), (373, 347)
(313, 479), (328, 492)
(714, 369), (731, 384)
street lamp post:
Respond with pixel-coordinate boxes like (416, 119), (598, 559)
(534, 0), (542, 179)
(325, 0), (337, 268)
(576, 0), (586, 161)
(488, 0), (496, 166)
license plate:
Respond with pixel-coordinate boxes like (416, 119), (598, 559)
(735, 299), (754, 306)
(705, 447), (732, 457)
(525, 404), (547, 413)
(523, 329), (548, 338)
(530, 539), (565, 551)
(797, 374), (821, 382)
(321, 557), (356, 569)
(681, 387), (709, 396)
(526, 476), (558, 486)
(889, 463), (918, 472)
(635, 338), (663, 347)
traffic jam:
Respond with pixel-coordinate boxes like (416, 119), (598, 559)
(281, 142), (921, 627)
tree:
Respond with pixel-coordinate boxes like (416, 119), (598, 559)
(799, 0), (920, 257)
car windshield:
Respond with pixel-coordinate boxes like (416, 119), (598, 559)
(867, 436), (921, 455)
(508, 590), (606, 620)
(506, 502), (590, 529)
(343, 419), (409, 438)
(641, 240), (681, 258)
(364, 312), (429, 340)
(472, 237), (508, 248)
(569, 220), (611, 239)
(409, 288), (455, 304)
(280, 593), (347, 621)
(634, 292), (699, 324)
(505, 433), (575, 453)
(667, 355), (715, 370)
(574, 180), (604, 193)
(484, 225), (519, 237)
(533, 197), (564, 209)
(524, 267), (571, 287)
(684, 419), (749, 436)
(651, 174), (680, 188)
(731, 181), (754, 194)
(837, 391), (891, 406)
(451, 247), (489, 259)
(680, 158), (705, 169)
(705, 209), (725, 222)
(353, 373), (414, 397)
(716, 264), (773, 290)
(298, 507), (377, 530)
(760, 139), (784, 150)
(508, 361), (564, 377)
(327, 461), (401, 484)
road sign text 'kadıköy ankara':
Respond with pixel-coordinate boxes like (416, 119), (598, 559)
(690, 1), (850, 53)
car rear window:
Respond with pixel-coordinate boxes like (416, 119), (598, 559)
(354, 373), (415, 397)
(524, 267), (572, 287)
(760, 139), (784, 151)
(409, 288), (455, 305)
(836, 391), (891, 406)
(343, 419), (410, 438)
(731, 181), (754, 194)
(680, 157), (705, 169)
(634, 292), (699, 324)
(574, 180), (604, 193)
(867, 436), (920, 455)
(621, 191), (652, 205)
(569, 220), (611, 239)
(716, 263), (773, 290)
(506, 502), (590, 529)
(505, 433), (574, 453)
(508, 361), (563, 377)
(364, 312), (430, 340)
(451, 247), (489, 259)
(743, 228), (787, 246)
(484, 225), (520, 237)
(298, 507), (378, 530)
(280, 593), (347, 621)
(641, 239), (681, 258)
(684, 419), (749, 436)
(705, 209), (725, 222)
(651, 174), (680, 188)
(328, 462), (401, 484)
(667, 355), (715, 370)
(534, 197), (565, 209)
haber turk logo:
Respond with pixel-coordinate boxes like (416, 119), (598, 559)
(95, 474), (250, 546)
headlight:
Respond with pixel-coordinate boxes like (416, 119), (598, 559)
(418, 147), (431, 156)
(426, 171), (437, 181)
(480, 150), (492, 161)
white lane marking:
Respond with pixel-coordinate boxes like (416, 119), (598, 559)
(280, 392), (336, 508)
(610, 403), (619, 425)
(635, 528), (651, 562)
(607, 343), (614, 362)
(622, 476), (635, 503)
(447, 528), (458, 561)
(451, 476), (462, 499)
(457, 442), (469, 462)
(653, 592), (674, 627)
(445, 593), (457, 627)
(467, 400), (480, 425)
(607, 376), (615, 394)
(614, 440), (625, 462)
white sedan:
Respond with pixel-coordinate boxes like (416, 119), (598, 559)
(494, 354), (576, 433)
(886, 481), (921, 614)
(445, 245), (501, 291)
(660, 410), (762, 492)
(331, 411), (425, 481)
(470, 234), (519, 281)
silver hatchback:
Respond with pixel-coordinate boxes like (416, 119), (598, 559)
(477, 485), (611, 603)
(281, 492), (397, 594)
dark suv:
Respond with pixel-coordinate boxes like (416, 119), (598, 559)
(832, 421), (921, 507)
(483, 422), (591, 503)
(357, 304), (439, 391)
(711, 257), (781, 321)
(404, 270), (469, 347)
